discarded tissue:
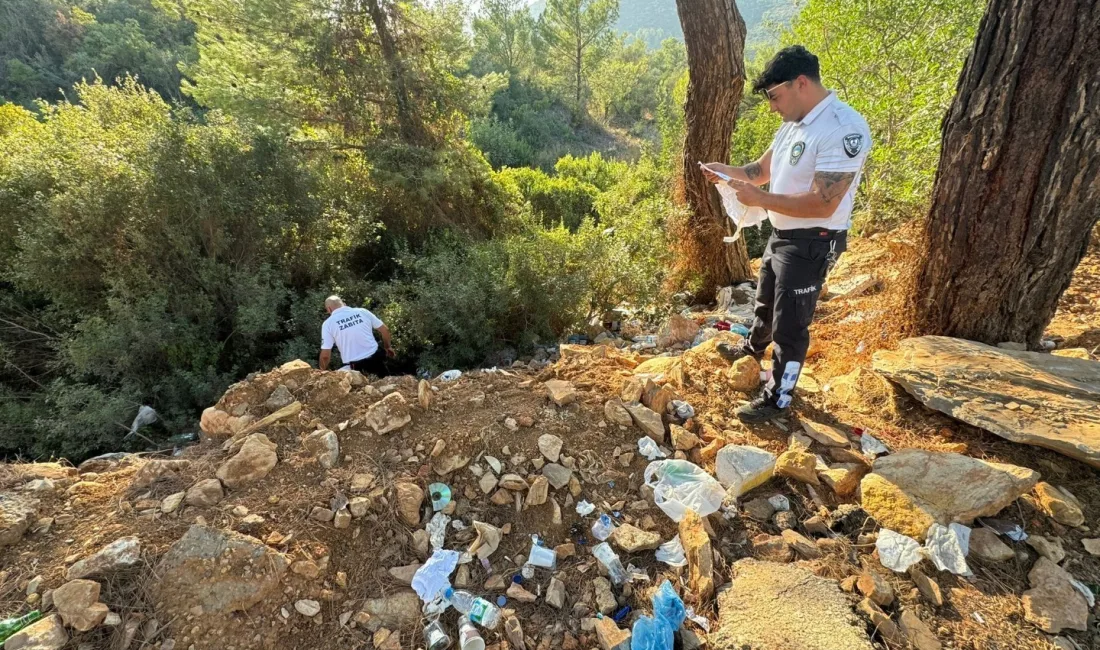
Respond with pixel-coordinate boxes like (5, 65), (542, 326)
(925, 523), (971, 576)
(876, 529), (923, 573)
(638, 437), (668, 461)
(411, 549), (459, 602)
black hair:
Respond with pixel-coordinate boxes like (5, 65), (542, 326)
(752, 45), (821, 94)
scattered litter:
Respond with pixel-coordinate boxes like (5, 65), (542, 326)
(977, 518), (1028, 541)
(468, 521), (502, 560)
(423, 619), (451, 650)
(644, 460), (725, 522)
(429, 483), (452, 512)
(1069, 577), (1096, 608)
(626, 563), (651, 582)
(925, 523), (972, 576)
(767, 495), (790, 512)
(638, 437), (668, 461)
(526, 537), (557, 569)
(655, 535), (687, 567)
(127, 405), (158, 439)
(451, 520), (467, 531)
(411, 549), (460, 602)
(730, 324), (750, 337)
(876, 529), (923, 573)
(971, 612), (985, 625)
(440, 370), (462, 382)
(631, 579), (686, 650)
(631, 335), (658, 351)
(613, 606), (632, 624)
(592, 542), (628, 585)
(671, 400), (695, 420)
(684, 607), (710, 632)
(591, 513), (615, 541)
(575, 500), (595, 516)
(860, 432), (889, 457)
(427, 513), (451, 550)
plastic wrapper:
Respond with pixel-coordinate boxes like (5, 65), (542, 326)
(427, 513), (451, 550)
(630, 580), (686, 650)
(575, 500), (595, 516)
(860, 432), (889, 457)
(638, 437), (668, 461)
(655, 535), (687, 567)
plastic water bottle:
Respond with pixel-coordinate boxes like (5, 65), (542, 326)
(458, 616), (486, 650)
(592, 542), (628, 585)
(445, 588), (502, 630)
(591, 514), (615, 541)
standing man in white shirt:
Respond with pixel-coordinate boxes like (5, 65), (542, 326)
(318, 295), (396, 376)
(701, 45), (872, 423)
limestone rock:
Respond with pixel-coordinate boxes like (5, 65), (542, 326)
(479, 473), (499, 495)
(0, 494), (39, 547)
(1026, 535), (1066, 564)
(525, 476), (549, 507)
(593, 577), (616, 615)
(873, 336), (1100, 468)
(66, 536), (141, 580)
(604, 399), (634, 427)
(621, 377), (645, 403)
(200, 407), (233, 438)
(714, 560), (873, 650)
(506, 582), (537, 603)
(856, 570), (894, 607)
(545, 380), (577, 406)
(898, 610), (942, 650)
(395, 482), (424, 526)
(775, 449), (821, 485)
(499, 474), (527, 491)
(594, 616), (632, 650)
(670, 425), (701, 451)
(388, 563), (421, 585)
(264, 384), (295, 410)
(418, 380), (432, 409)
(858, 598), (903, 646)
(752, 534), (794, 562)
(657, 314), (700, 348)
(184, 479), (224, 508)
(359, 591), (421, 632)
(1022, 557), (1088, 633)
(302, 429), (339, 469)
(715, 446), (775, 497)
(1033, 482), (1085, 527)
(908, 567), (944, 607)
(154, 525), (287, 615)
(364, 393), (412, 434)
(742, 498), (775, 522)
(819, 463), (868, 497)
(161, 491), (185, 514)
(129, 459), (191, 490)
(801, 420), (850, 447)
(859, 449), (1039, 540)
(53, 579), (109, 632)
(546, 577), (566, 609)
(610, 524), (660, 553)
(969, 527), (1014, 563)
(295, 599), (321, 617)
(432, 454), (470, 476)
(624, 403), (665, 443)
(538, 434), (564, 463)
(542, 464), (573, 490)
(2, 614), (67, 650)
(680, 510), (714, 603)
(727, 356), (762, 393)
(1081, 538), (1100, 556)
(216, 434), (278, 488)
(781, 530), (822, 559)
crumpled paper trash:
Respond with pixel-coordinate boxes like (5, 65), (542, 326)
(427, 512), (450, 550)
(876, 528), (923, 573)
(468, 521), (502, 560)
(925, 523), (971, 576)
(411, 549), (459, 602)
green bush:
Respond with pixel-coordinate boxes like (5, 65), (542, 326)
(494, 167), (599, 231)
(470, 115), (536, 169)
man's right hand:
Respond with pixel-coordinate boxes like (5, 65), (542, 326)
(700, 162), (736, 184)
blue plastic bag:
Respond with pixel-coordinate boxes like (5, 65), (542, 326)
(631, 580), (686, 650)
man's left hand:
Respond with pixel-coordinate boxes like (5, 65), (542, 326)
(385, 345), (396, 358)
(727, 178), (768, 208)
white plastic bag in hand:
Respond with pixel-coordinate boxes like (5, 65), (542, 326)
(715, 183), (767, 243)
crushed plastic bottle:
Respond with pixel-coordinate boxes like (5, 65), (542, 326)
(592, 542), (628, 585)
(591, 514), (615, 541)
(630, 580), (686, 650)
(445, 588), (502, 630)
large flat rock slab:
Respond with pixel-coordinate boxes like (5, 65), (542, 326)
(712, 559), (873, 650)
(873, 336), (1100, 468)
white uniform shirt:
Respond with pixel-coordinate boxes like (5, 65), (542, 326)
(767, 92), (872, 231)
(321, 306), (384, 363)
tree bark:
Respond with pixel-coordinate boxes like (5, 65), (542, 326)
(913, 0), (1100, 346)
(674, 0), (754, 293)
(364, 0), (430, 145)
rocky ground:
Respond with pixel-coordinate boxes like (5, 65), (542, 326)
(1, 228), (1098, 650)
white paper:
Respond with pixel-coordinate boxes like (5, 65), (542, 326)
(411, 549), (459, 602)
(925, 523), (971, 576)
(876, 529), (923, 573)
(426, 512), (450, 550)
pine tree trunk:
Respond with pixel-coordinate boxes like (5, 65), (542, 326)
(913, 0), (1100, 346)
(674, 0), (754, 293)
(364, 0), (429, 145)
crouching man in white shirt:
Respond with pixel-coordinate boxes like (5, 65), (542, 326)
(318, 295), (395, 377)
(701, 45), (872, 423)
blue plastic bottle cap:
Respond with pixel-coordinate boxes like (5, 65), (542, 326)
(444, 587), (454, 599)
(496, 596), (507, 607)
(512, 575), (523, 584)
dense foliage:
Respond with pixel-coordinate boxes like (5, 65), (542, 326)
(0, 0), (982, 460)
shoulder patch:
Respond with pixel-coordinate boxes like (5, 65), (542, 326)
(843, 133), (864, 158)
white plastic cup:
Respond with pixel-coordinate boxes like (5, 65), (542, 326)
(527, 544), (557, 569)
(459, 616), (486, 650)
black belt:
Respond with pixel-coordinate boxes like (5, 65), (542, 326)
(773, 227), (846, 240)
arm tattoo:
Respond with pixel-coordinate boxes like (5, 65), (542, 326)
(745, 162), (762, 181)
(812, 171), (856, 204)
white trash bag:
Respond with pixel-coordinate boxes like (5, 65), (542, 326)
(715, 182), (767, 243)
(644, 460), (725, 522)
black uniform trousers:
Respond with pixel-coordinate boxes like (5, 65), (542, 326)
(746, 227), (846, 408)
(348, 346), (389, 378)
